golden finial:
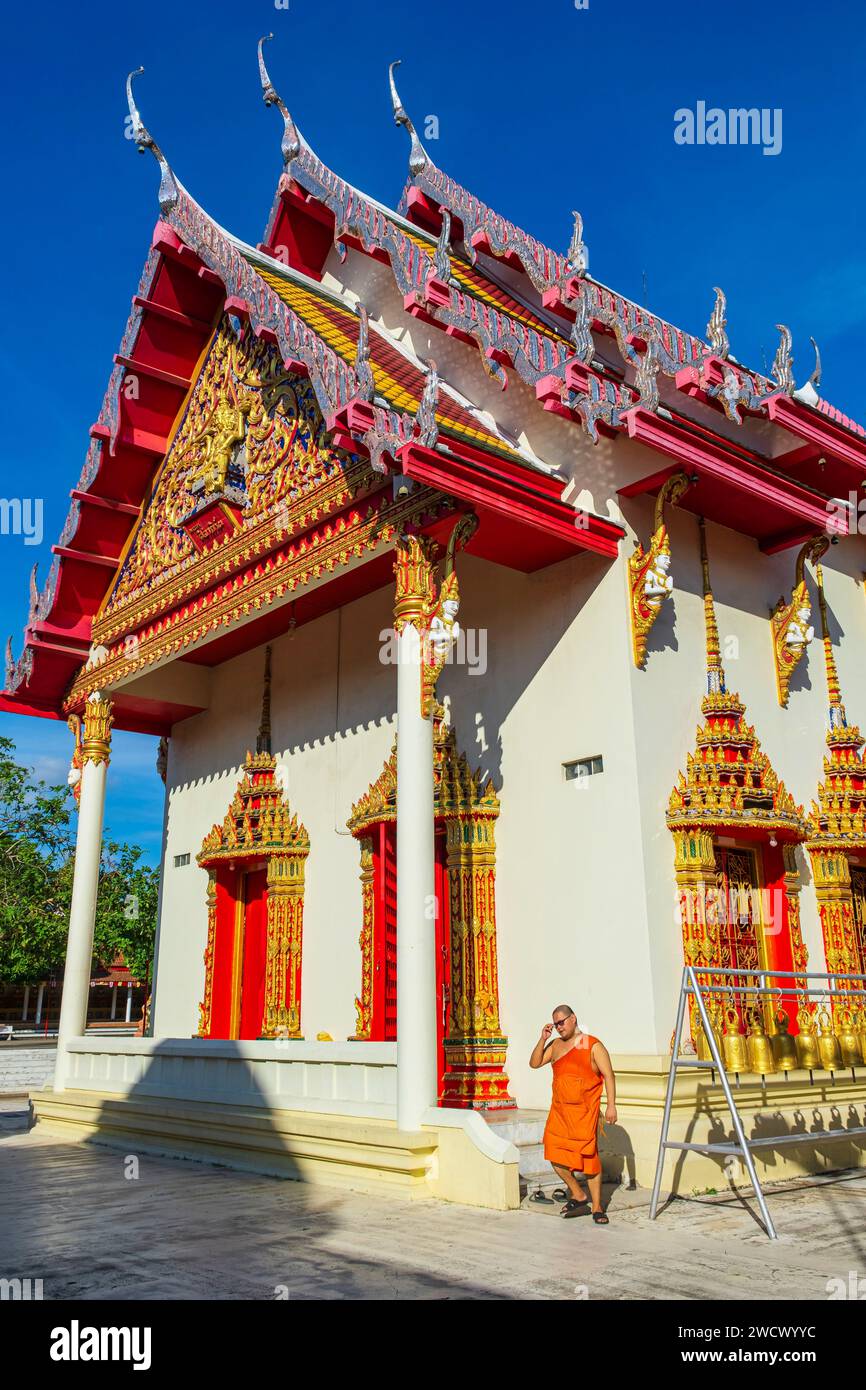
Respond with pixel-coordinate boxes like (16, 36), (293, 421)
(699, 518), (725, 693)
(256, 645), (273, 754)
(814, 561), (845, 725)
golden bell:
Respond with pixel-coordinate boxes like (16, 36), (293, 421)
(695, 1005), (722, 1063)
(853, 1006), (866, 1066)
(817, 1008), (842, 1071)
(722, 1007), (748, 1073)
(771, 1009), (799, 1072)
(746, 1010), (776, 1076)
(835, 1008), (861, 1069)
(795, 1007), (820, 1070)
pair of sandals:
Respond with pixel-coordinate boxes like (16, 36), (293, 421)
(553, 1187), (609, 1224)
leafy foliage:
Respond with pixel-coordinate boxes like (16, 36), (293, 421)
(0, 737), (158, 983)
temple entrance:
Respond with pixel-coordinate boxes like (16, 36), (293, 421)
(196, 746), (310, 1042)
(347, 718), (514, 1109)
(359, 822), (450, 1091)
(713, 846), (764, 1028)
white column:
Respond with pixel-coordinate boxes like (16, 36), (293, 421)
(35, 983), (44, 1026)
(125, 985), (133, 1023)
(110, 984), (117, 1021)
(394, 570), (437, 1131)
(55, 691), (112, 1091)
(21, 986), (30, 1022)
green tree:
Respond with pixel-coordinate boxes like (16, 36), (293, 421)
(0, 737), (158, 984)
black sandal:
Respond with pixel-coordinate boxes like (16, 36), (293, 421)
(529, 1188), (554, 1204)
(551, 1187), (569, 1201)
(561, 1197), (590, 1217)
(592, 1210), (609, 1225)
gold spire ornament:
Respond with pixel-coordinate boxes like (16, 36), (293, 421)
(699, 516), (724, 693)
(770, 539), (822, 707)
(627, 471), (692, 668)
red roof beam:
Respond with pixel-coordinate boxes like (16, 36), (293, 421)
(765, 393), (866, 477)
(620, 411), (845, 548)
(397, 441), (623, 561)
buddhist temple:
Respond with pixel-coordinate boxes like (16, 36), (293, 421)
(4, 39), (866, 1207)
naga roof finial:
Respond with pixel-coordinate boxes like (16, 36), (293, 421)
(388, 61), (428, 177)
(257, 34), (301, 167)
(771, 323), (794, 394)
(125, 67), (179, 213)
(793, 336), (823, 406)
(353, 301), (375, 402)
(4, 637), (13, 690)
(707, 287), (729, 359)
(415, 359), (439, 445)
(566, 211), (589, 277)
(809, 336), (822, 389)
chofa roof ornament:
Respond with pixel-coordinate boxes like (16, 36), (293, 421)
(565, 211), (589, 278)
(706, 287), (729, 359)
(793, 338), (822, 407)
(125, 67), (179, 213)
(258, 33), (301, 167)
(771, 323), (795, 394)
(388, 60), (429, 177)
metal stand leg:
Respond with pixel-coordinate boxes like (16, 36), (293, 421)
(649, 968), (689, 1221)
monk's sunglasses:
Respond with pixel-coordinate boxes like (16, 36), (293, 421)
(553, 1016), (574, 1029)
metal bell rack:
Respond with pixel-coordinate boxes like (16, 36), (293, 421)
(649, 964), (866, 1240)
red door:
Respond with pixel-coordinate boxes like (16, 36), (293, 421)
(239, 867), (268, 1040)
(374, 822), (450, 1093)
(381, 824), (398, 1041)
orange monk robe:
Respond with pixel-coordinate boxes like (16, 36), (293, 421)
(543, 1035), (604, 1176)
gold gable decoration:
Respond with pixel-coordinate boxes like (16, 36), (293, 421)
(103, 316), (368, 621)
(198, 751), (310, 865)
(667, 691), (805, 837)
(347, 715), (499, 834)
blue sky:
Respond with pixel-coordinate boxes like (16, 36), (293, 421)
(1, 0), (864, 863)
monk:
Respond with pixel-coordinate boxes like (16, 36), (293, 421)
(530, 1004), (617, 1223)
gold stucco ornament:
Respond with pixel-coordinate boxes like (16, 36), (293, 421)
(769, 537), (825, 707)
(627, 470), (692, 668)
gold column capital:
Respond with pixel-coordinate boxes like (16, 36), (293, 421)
(81, 691), (114, 767)
(393, 533), (436, 632)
